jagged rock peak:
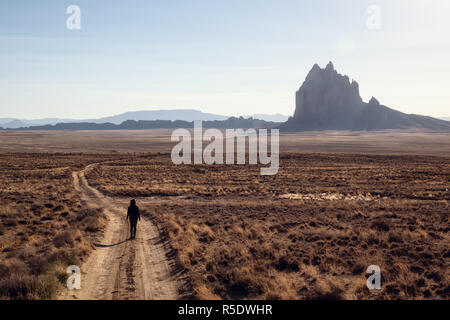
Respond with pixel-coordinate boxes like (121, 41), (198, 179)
(282, 62), (450, 131)
(350, 79), (359, 91)
(292, 62), (364, 125)
(369, 96), (380, 105)
(325, 61), (335, 71)
(306, 61), (339, 83)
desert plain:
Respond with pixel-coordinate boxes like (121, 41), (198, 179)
(0, 130), (448, 299)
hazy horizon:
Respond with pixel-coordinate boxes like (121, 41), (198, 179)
(1, 0), (450, 119)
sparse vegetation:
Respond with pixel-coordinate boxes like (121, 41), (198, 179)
(84, 153), (449, 300)
(0, 145), (448, 300)
(0, 153), (117, 299)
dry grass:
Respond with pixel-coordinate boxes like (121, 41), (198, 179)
(0, 150), (448, 300)
(85, 153), (450, 201)
(1, 130), (450, 156)
(0, 153), (121, 299)
(86, 153), (449, 300)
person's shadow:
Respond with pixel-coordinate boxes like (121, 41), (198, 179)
(94, 239), (130, 247)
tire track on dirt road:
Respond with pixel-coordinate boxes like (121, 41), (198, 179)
(59, 164), (177, 300)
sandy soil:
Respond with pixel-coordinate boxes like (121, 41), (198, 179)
(1, 130), (450, 156)
(58, 164), (177, 300)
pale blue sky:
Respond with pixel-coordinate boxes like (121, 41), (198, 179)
(1, 0), (449, 119)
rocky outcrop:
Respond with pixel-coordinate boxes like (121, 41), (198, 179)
(282, 62), (450, 131)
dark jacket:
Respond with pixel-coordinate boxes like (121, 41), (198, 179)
(127, 205), (140, 223)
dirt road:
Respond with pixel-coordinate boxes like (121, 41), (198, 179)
(59, 164), (177, 300)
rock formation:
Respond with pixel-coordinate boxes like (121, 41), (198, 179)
(282, 62), (450, 131)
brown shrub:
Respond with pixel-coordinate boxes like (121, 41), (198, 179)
(53, 231), (75, 248)
(0, 153), (109, 299)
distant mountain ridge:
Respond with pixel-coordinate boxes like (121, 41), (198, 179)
(89, 109), (228, 124)
(6, 117), (278, 131)
(0, 110), (289, 129)
(281, 62), (450, 131)
(2, 63), (448, 132)
(249, 114), (289, 122)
